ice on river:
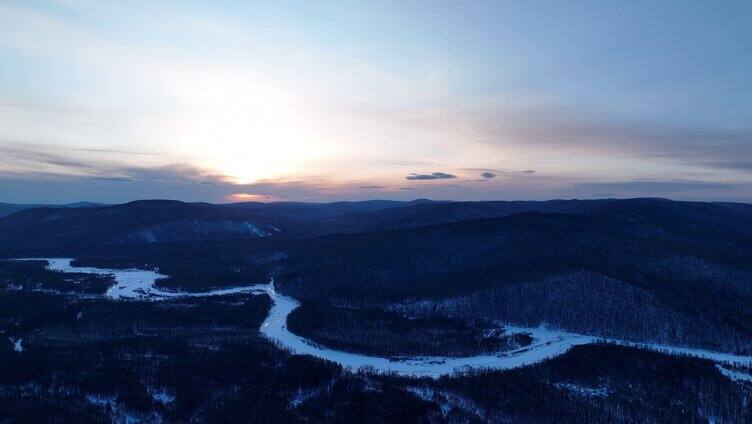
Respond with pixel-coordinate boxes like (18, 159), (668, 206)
(252, 285), (752, 377)
(17, 258), (261, 300)
(255, 284), (596, 377)
(13, 257), (752, 378)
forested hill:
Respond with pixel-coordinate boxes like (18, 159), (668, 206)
(3, 197), (752, 248)
(278, 208), (752, 354)
(0, 198), (442, 247)
(0, 200), (279, 247)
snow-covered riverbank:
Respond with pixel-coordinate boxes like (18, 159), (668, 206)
(18, 258), (262, 300)
(16, 258), (752, 378)
(255, 284), (602, 377)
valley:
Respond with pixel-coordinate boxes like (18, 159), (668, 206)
(1, 198), (751, 422)
(14, 257), (751, 379)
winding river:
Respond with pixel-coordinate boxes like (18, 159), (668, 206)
(16, 258), (752, 378)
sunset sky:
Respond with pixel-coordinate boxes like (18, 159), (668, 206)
(1, 1), (750, 203)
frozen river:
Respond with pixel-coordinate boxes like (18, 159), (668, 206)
(18, 258), (752, 378)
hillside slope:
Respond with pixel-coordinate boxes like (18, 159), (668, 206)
(0, 200), (277, 247)
(277, 202), (752, 354)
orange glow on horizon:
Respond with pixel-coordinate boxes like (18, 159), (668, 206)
(226, 193), (277, 202)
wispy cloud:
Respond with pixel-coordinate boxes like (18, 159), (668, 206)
(90, 176), (133, 182)
(702, 161), (752, 173)
(405, 172), (457, 181)
(464, 105), (752, 176)
(572, 179), (734, 195)
(0, 143), (230, 185)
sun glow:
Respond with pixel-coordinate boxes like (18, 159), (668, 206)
(172, 73), (327, 184)
(226, 192), (277, 202)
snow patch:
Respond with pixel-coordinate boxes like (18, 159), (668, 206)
(554, 382), (609, 397)
(290, 387), (319, 407)
(716, 365), (752, 383)
(86, 394), (117, 408)
(9, 337), (23, 352)
(149, 388), (175, 404)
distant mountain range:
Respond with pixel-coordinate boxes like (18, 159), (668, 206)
(2, 197), (752, 249)
(0, 201), (105, 218)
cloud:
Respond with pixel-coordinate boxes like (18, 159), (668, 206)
(0, 144), (97, 173)
(702, 161), (752, 173)
(469, 106), (752, 174)
(3, 139), (748, 204)
(116, 164), (231, 184)
(381, 100), (752, 179)
(406, 172), (457, 181)
(462, 168), (537, 178)
(90, 176), (133, 182)
(0, 143), (233, 184)
(480, 171), (495, 179)
(573, 179), (733, 194)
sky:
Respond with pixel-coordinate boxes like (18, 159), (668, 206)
(0, 0), (750, 204)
